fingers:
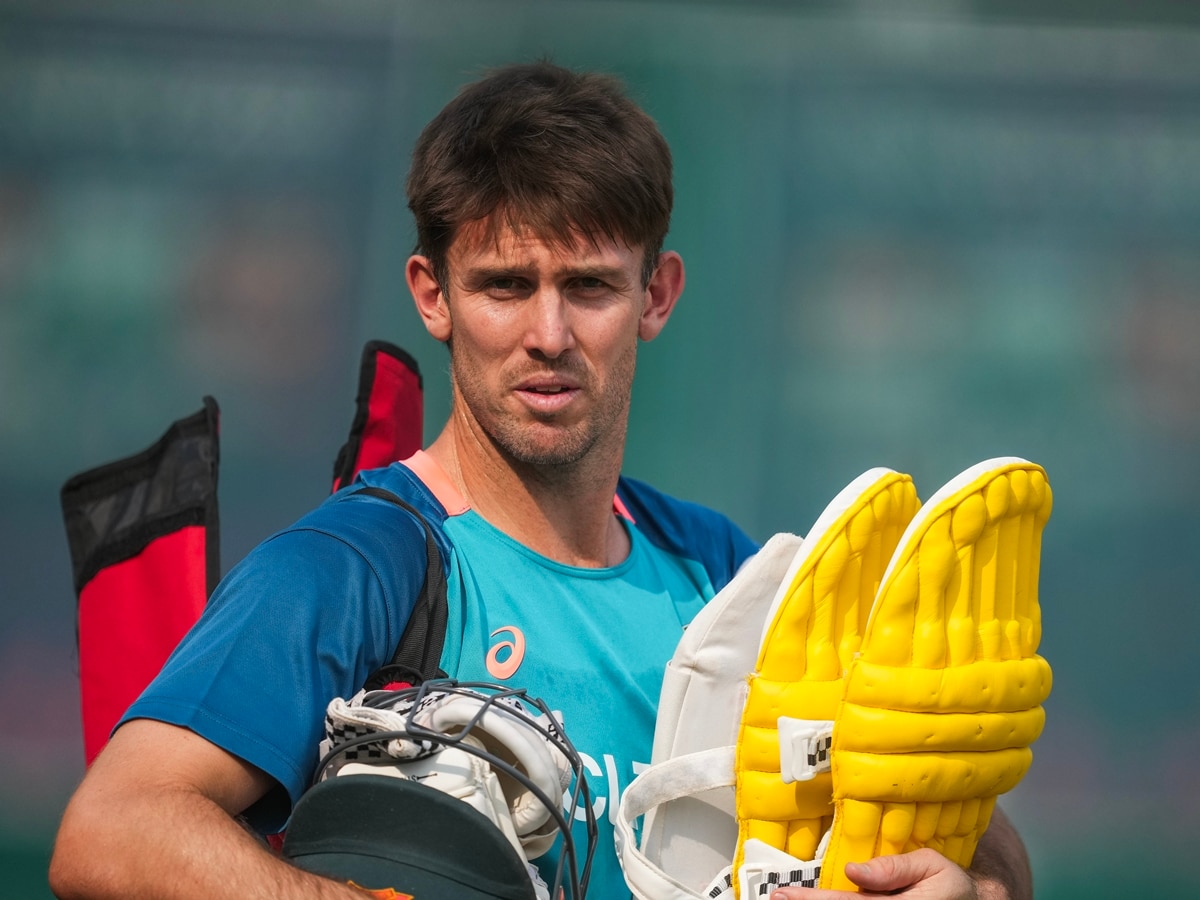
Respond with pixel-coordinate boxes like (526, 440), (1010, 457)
(844, 848), (948, 891)
(766, 849), (976, 899)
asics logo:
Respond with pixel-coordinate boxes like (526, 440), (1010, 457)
(485, 625), (526, 679)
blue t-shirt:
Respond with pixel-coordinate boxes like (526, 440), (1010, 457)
(124, 454), (758, 896)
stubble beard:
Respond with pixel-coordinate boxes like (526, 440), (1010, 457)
(449, 343), (637, 472)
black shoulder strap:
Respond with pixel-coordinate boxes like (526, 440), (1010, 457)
(351, 486), (448, 688)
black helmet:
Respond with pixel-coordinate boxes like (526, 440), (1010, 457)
(283, 680), (596, 899)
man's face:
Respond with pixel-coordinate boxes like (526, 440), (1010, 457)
(437, 223), (650, 469)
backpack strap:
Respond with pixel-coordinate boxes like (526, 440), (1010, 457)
(350, 485), (449, 688)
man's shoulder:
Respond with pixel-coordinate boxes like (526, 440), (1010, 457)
(615, 474), (744, 531)
(271, 462), (451, 559)
(217, 462), (448, 626)
(616, 475), (758, 579)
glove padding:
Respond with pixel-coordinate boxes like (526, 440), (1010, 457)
(819, 458), (1052, 889)
(616, 458), (1052, 899)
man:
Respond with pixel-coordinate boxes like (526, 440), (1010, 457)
(50, 62), (1032, 899)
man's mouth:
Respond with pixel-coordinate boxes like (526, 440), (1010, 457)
(515, 378), (581, 412)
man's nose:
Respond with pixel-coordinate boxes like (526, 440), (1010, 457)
(522, 289), (576, 358)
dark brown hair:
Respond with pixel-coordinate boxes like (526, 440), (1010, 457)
(407, 61), (673, 288)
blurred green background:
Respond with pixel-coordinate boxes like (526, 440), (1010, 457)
(2, 1), (1199, 896)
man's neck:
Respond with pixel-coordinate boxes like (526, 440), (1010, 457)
(424, 418), (630, 569)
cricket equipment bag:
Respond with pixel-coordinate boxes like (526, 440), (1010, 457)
(62, 341), (426, 765)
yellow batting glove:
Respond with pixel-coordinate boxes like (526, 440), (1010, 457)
(821, 458), (1053, 890)
(734, 469), (920, 894)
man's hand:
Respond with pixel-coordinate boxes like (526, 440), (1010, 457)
(767, 848), (985, 899)
(767, 807), (1031, 900)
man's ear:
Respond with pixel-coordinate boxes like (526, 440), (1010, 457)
(639, 251), (685, 342)
(407, 255), (451, 343)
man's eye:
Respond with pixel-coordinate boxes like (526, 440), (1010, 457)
(487, 278), (522, 293)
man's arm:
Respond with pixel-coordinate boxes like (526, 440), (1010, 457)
(768, 806), (1033, 900)
(49, 719), (362, 900)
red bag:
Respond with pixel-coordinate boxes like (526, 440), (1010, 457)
(331, 341), (424, 492)
(62, 342), (424, 765)
(61, 398), (220, 765)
